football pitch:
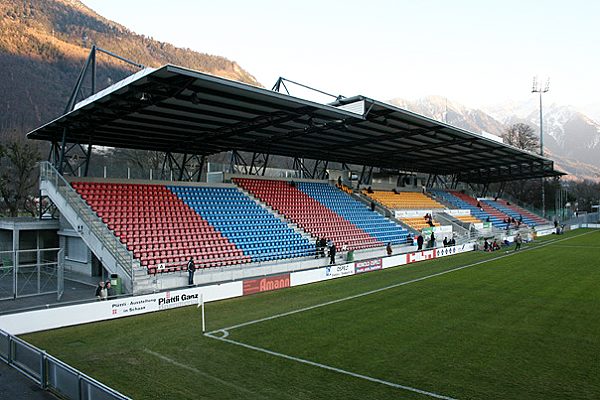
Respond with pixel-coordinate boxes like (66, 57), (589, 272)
(24, 229), (600, 399)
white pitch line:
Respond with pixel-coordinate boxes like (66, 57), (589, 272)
(207, 230), (596, 336)
(549, 244), (600, 248)
(206, 332), (458, 400)
(203, 229), (596, 399)
(144, 349), (260, 397)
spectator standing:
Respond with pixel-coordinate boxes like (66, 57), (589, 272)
(187, 257), (196, 286)
(319, 238), (327, 257)
(386, 242), (392, 256)
(106, 281), (116, 300)
(329, 243), (336, 265)
(417, 234), (424, 250)
(430, 232), (436, 248)
(95, 281), (107, 301)
(515, 233), (522, 251)
(443, 237), (448, 247)
(315, 237), (321, 259)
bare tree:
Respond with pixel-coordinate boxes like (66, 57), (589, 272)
(503, 123), (539, 152)
(0, 131), (41, 217)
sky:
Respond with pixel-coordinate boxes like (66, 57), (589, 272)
(81, 0), (600, 114)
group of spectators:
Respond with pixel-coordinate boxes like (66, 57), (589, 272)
(316, 238), (348, 265)
(442, 237), (456, 247)
(503, 215), (523, 230)
(94, 280), (116, 300)
(415, 232), (437, 250)
(483, 239), (501, 252)
(483, 233), (523, 252)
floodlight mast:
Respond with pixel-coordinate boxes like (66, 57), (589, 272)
(532, 76), (550, 217)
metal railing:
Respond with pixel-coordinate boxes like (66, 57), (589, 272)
(0, 328), (129, 400)
(40, 162), (136, 291)
(0, 248), (61, 300)
(481, 192), (548, 221)
(563, 211), (600, 227)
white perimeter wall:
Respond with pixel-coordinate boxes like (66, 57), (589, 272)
(0, 244), (475, 335)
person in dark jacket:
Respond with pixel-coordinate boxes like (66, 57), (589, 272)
(417, 234), (424, 250)
(315, 237), (321, 259)
(105, 281), (116, 300)
(430, 232), (436, 248)
(187, 257), (196, 286)
(320, 238), (327, 257)
(329, 243), (336, 265)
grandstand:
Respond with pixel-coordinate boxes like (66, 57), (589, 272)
(21, 63), (563, 293)
(0, 57), (575, 400)
(482, 199), (547, 226)
(235, 178), (408, 248)
(363, 191), (445, 210)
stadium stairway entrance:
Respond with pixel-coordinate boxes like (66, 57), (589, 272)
(40, 162), (149, 294)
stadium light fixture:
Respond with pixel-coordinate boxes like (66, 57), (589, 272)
(532, 76), (550, 217)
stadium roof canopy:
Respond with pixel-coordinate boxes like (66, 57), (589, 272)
(28, 64), (564, 183)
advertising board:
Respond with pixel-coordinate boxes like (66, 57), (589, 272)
(325, 263), (355, 278)
(445, 209), (471, 216)
(395, 209), (432, 218)
(407, 250), (436, 263)
(355, 258), (383, 274)
(243, 273), (291, 295)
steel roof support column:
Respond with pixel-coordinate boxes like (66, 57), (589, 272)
(249, 153), (270, 176)
(424, 174), (432, 189)
(177, 153), (205, 181)
(84, 138), (93, 177)
(426, 174), (438, 189)
(160, 152), (170, 180)
(480, 182), (490, 198)
(230, 150), (249, 175)
(451, 174), (460, 190)
(293, 158), (312, 179)
(195, 155), (205, 182)
(312, 160), (329, 180)
(178, 153), (188, 181)
(358, 165), (373, 187)
(495, 181), (506, 200)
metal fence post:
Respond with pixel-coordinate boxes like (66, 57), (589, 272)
(40, 350), (48, 389)
(8, 336), (13, 365)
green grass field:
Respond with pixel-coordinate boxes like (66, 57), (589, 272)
(24, 229), (600, 399)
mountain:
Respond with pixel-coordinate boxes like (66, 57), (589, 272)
(390, 96), (506, 137)
(0, 0), (260, 132)
(487, 102), (600, 170)
(389, 96), (600, 182)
